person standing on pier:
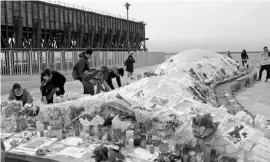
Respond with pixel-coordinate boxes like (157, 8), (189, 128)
(258, 46), (270, 82)
(241, 49), (249, 68)
(72, 48), (95, 95)
(125, 51), (136, 79)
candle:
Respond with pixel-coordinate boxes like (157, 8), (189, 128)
(126, 130), (134, 139)
(89, 125), (94, 136)
(40, 130), (44, 137)
(147, 134), (152, 144)
(40, 124), (44, 131)
(75, 125), (80, 137)
(150, 145), (155, 154)
(128, 139), (134, 147)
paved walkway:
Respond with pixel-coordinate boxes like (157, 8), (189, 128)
(1, 66), (155, 101)
(235, 72), (270, 119)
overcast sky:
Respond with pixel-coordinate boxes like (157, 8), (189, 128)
(58, 0), (270, 53)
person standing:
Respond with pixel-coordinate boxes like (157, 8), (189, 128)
(124, 51), (135, 79)
(41, 68), (66, 104)
(241, 49), (249, 68)
(8, 83), (33, 106)
(258, 46), (270, 82)
(72, 48), (95, 95)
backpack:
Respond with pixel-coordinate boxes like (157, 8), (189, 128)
(72, 63), (79, 80)
(72, 58), (88, 80)
(81, 69), (101, 81)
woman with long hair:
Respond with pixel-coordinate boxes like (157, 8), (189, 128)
(241, 49), (249, 68)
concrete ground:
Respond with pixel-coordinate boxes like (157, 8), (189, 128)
(1, 66), (155, 101)
(235, 71), (270, 119)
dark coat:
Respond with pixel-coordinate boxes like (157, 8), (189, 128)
(106, 71), (121, 90)
(77, 52), (90, 80)
(8, 88), (33, 106)
(41, 70), (66, 97)
(125, 56), (135, 72)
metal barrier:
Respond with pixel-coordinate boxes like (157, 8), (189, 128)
(0, 48), (137, 76)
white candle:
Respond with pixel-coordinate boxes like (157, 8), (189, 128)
(126, 130), (134, 139)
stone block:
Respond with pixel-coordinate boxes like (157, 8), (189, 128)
(231, 82), (241, 92)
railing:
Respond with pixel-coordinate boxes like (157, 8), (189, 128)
(0, 48), (139, 76)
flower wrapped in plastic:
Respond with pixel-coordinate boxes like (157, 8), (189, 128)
(192, 113), (218, 139)
(3, 100), (23, 118)
(54, 92), (81, 103)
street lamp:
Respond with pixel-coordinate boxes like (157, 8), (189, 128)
(124, 2), (131, 51)
(124, 2), (131, 20)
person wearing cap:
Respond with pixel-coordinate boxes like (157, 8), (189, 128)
(105, 66), (124, 90)
(8, 83), (33, 106)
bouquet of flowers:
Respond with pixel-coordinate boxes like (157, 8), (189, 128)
(3, 100), (23, 118)
(192, 113), (218, 139)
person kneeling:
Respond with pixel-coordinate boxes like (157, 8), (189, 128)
(8, 83), (33, 107)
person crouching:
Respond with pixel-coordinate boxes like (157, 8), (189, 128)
(8, 83), (33, 106)
(40, 68), (66, 104)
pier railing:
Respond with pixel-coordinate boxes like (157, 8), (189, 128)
(0, 48), (138, 76)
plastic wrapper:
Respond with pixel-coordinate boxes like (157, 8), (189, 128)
(112, 115), (131, 133)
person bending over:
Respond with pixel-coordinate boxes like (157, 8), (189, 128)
(81, 66), (112, 94)
(105, 66), (124, 90)
(40, 68), (66, 104)
(8, 83), (33, 106)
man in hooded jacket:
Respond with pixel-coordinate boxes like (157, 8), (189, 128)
(75, 48), (95, 95)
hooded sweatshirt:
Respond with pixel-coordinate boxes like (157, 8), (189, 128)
(77, 52), (90, 79)
(261, 51), (270, 66)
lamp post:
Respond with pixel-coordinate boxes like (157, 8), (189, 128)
(124, 2), (131, 52)
(124, 2), (130, 20)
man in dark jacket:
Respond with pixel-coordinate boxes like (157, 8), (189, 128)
(106, 66), (124, 90)
(40, 68), (66, 104)
(75, 48), (95, 95)
(8, 83), (33, 106)
(124, 52), (135, 79)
